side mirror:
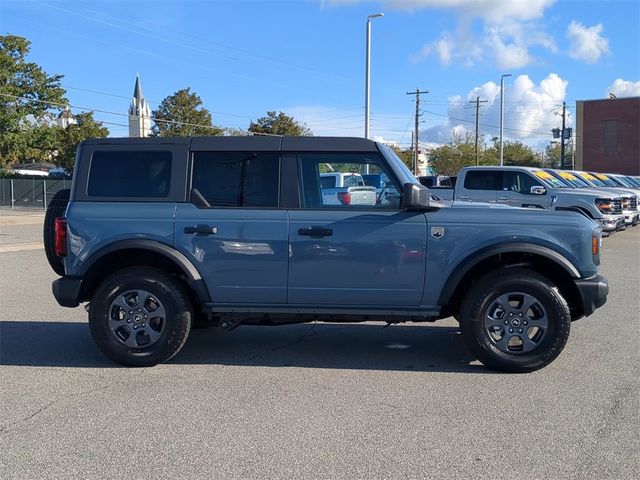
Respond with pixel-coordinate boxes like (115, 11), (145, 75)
(401, 183), (430, 210)
(530, 186), (547, 195)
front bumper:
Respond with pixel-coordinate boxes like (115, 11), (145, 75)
(622, 210), (639, 225)
(574, 274), (609, 318)
(599, 215), (624, 232)
(52, 277), (82, 308)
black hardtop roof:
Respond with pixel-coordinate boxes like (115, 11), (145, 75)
(82, 136), (379, 152)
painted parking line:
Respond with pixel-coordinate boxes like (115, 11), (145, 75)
(0, 242), (44, 253)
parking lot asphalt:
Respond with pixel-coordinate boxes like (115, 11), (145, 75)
(1, 213), (639, 480)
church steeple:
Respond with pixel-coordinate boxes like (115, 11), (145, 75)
(128, 74), (151, 137)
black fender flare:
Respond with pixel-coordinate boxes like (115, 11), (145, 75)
(78, 239), (211, 303)
(438, 242), (580, 306)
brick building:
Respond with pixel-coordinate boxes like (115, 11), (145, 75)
(575, 97), (640, 175)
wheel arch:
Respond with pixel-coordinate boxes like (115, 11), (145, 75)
(440, 243), (584, 320)
(78, 240), (211, 308)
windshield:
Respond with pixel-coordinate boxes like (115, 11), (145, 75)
(550, 170), (592, 188)
(623, 176), (640, 187)
(594, 173), (623, 187)
(543, 169), (576, 188)
(531, 169), (569, 188)
(577, 171), (606, 187)
(612, 176), (634, 188)
(377, 143), (418, 185)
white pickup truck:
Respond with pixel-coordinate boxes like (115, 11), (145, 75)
(319, 172), (377, 206)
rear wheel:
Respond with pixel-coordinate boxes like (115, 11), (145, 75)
(459, 268), (571, 373)
(89, 267), (193, 367)
(43, 188), (70, 275)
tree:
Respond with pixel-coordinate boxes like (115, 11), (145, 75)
(152, 88), (222, 137)
(428, 132), (480, 175)
(249, 111), (312, 136)
(484, 139), (541, 167)
(56, 112), (109, 171)
(390, 145), (414, 170)
(0, 35), (67, 167)
(543, 141), (574, 169)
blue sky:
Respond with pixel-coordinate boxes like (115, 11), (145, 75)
(2, 0), (639, 149)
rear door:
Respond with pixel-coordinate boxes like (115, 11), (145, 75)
(174, 150), (289, 304)
(457, 170), (499, 203)
(287, 152), (427, 306)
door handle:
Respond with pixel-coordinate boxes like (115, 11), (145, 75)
(184, 224), (218, 236)
(298, 227), (333, 237)
(459, 195), (470, 200)
(498, 196), (508, 201)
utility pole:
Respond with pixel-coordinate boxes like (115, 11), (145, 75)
(469, 96), (488, 166)
(406, 88), (428, 176)
(560, 101), (566, 170)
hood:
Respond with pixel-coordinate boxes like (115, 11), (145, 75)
(555, 188), (621, 200)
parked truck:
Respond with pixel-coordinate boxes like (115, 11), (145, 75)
(319, 172), (377, 206)
(430, 166), (625, 234)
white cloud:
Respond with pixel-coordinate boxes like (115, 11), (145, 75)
(607, 79), (640, 98)
(330, 0), (564, 70)
(567, 21), (609, 63)
(328, 0), (555, 23)
(415, 22), (557, 69)
(423, 73), (569, 145)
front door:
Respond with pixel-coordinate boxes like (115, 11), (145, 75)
(287, 153), (427, 306)
(502, 171), (549, 209)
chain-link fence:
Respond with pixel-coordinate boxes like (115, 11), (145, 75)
(0, 178), (71, 209)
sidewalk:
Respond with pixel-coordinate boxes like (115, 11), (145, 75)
(0, 207), (45, 226)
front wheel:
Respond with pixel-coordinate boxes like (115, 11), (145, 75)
(89, 267), (193, 367)
(459, 268), (571, 373)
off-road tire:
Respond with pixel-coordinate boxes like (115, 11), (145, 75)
(43, 188), (70, 276)
(89, 267), (193, 367)
(459, 267), (571, 373)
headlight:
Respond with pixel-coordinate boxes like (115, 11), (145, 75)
(595, 198), (613, 214)
(621, 197), (630, 209)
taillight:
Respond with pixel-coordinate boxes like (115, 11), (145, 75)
(54, 218), (67, 257)
(337, 191), (351, 205)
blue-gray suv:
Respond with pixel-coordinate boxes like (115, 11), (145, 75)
(45, 136), (609, 372)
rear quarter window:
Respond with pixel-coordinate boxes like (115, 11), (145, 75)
(88, 151), (172, 197)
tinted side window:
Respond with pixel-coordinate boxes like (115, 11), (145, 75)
(88, 151), (172, 197)
(464, 171), (500, 190)
(191, 152), (279, 208)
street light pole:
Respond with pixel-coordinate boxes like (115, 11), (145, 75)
(499, 73), (512, 166)
(364, 13), (383, 140)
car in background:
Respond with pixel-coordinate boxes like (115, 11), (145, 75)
(450, 166), (624, 235)
(418, 175), (453, 188)
(319, 172), (377, 206)
(570, 171), (639, 226)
